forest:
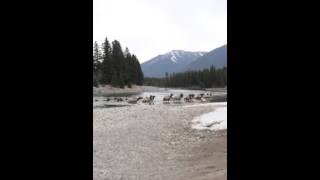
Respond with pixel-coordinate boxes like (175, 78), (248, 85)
(143, 66), (227, 89)
(93, 36), (144, 88)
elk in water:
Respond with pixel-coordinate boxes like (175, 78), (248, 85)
(163, 93), (173, 103)
(184, 94), (194, 103)
(173, 93), (184, 103)
(142, 95), (156, 105)
(195, 93), (204, 100)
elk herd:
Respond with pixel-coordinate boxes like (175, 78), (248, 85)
(99, 92), (214, 105)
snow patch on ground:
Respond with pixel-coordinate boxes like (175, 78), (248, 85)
(191, 103), (227, 131)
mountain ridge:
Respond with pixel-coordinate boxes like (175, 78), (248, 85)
(141, 45), (227, 78)
(141, 50), (206, 77)
(182, 45), (227, 72)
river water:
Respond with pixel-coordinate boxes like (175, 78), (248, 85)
(93, 86), (227, 108)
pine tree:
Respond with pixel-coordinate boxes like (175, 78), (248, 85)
(100, 37), (112, 84)
(111, 72), (118, 87)
(130, 55), (143, 85)
(111, 40), (126, 87)
(93, 41), (101, 73)
(165, 72), (169, 87)
(93, 36), (144, 88)
(118, 72), (125, 88)
(136, 58), (144, 85)
(124, 47), (131, 59)
(123, 47), (131, 86)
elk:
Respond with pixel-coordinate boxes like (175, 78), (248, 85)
(149, 95), (155, 105)
(103, 97), (111, 102)
(163, 93), (173, 103)
(195, 93), (204, 100)
(114, 97), (124, 102)
(173, 93), (184, 103)
(184, 94), (194, 103)
(142, 95), (156, 105)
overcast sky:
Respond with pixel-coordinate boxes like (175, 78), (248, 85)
(93, 0), (227, 63)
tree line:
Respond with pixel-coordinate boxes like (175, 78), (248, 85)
(144, 66), (227, 89)
(93, 37), (144, 88)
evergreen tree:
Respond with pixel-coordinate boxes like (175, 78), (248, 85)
(135, 56), (144, 85)
(93, 41), (101, 73)
(118, 72), (125, 88)
(124, 47), (131, 58)
(100, 37), (112, 84)
(123, 47), (131, 86)
(111, 72), (118, 87)
(111, 40), (126, 87)
(93, 36), (144, 88)
(130, 55), (138, 84)
(165, 72), (169, 87)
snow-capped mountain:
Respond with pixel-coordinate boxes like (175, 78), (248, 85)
(141, 50), (207, 78)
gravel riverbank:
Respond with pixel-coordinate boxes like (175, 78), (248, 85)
(93, 102), (227, 180)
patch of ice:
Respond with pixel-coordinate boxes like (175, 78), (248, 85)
(191, 105), (227, 131)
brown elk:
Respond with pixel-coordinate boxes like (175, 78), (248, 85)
(173, 93), (184, 103)
(163, 93), (173, 103)
(142, 95), (156, 105)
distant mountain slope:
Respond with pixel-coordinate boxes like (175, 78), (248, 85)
(141, 50), (206, 78)
(182, 45), (227, 71)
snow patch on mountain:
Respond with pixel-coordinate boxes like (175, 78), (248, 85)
(170, 51), (178, 63)
(170, 56), (178, 63)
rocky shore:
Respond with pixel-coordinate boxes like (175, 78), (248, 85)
(93, 102), (227, 180)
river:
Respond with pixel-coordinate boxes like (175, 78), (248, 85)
(93, 86), (227, 108)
